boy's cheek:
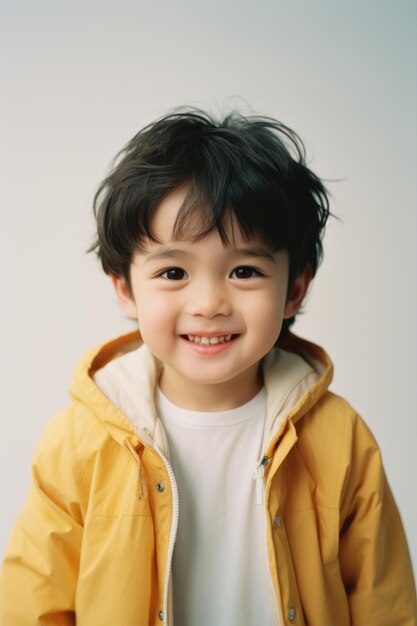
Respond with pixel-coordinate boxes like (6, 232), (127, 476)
(136, 307), (173, 346)
(137, 298), (172, 324)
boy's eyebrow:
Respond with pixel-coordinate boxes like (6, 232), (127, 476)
(143, 247), (188, 263)
(144, 245), (276, 263)
(232, 246), (275, 262)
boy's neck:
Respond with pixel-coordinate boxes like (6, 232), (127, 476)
(158, 364), (264, 412)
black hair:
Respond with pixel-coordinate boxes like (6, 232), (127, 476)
(91, 108), (330, 335)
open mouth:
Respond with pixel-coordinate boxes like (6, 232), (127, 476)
(181, 334), (239, 345)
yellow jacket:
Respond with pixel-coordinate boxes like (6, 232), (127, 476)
(1, 332), (416, 625)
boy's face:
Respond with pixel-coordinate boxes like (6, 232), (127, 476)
(113, 186), (310, 410)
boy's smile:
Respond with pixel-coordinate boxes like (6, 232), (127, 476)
(112, 186), (309, 411)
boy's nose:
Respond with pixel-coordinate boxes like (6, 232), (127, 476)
(186, 282), (232, 318)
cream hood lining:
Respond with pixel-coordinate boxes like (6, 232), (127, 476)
(93, 343), (320, 454)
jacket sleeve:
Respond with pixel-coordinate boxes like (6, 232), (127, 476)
(339, 414), (417, 626)
(0, 408), (87, 626)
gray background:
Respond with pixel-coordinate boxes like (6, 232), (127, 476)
(2, 0), (416, 574)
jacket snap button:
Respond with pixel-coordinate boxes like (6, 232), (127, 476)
(156, 482), (165, 493)
(274, 515), (282, 527)
(158, 610), (164, 620)
(288, 607), (296, 621)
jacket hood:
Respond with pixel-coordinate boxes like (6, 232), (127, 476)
(69, 331), (333, 454)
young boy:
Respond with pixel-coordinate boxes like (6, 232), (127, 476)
(1, 110), (415, 626)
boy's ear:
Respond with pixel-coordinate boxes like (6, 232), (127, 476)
(283, 265), (313, 319)
(110, 275), (138, 319)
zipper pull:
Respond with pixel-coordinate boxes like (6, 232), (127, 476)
(253, 456), (269, 505)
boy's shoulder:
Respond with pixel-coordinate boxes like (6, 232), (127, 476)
(292, 389), (383, 508)
(31, 393), (139, 519)
(36, 399), (116, 461)
(299, 389), (377, 451)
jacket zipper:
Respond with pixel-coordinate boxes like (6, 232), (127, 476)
(253, 454), (284, 626)
(253, 455), (269, 504)
(153, 443), (180, 626)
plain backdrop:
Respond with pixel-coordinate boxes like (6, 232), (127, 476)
(1, 0), (416, 575)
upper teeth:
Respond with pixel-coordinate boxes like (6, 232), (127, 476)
(187, 334), (232, 344)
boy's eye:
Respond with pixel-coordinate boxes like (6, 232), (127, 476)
(159, 268), (188, 280)
(230, 266), (262, 279)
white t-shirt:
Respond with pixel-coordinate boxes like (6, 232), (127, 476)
(156, 387), (279, 626)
